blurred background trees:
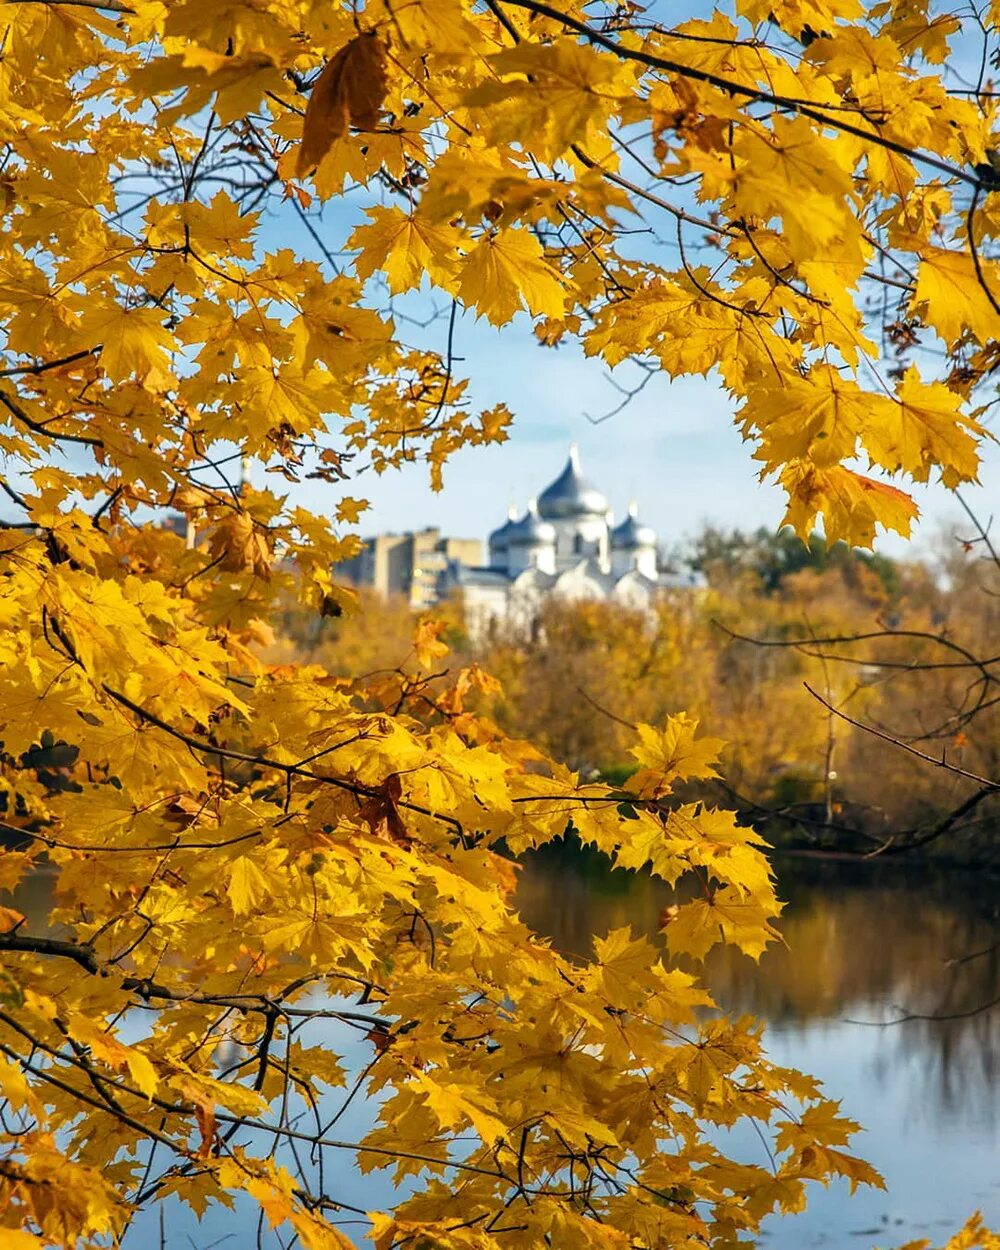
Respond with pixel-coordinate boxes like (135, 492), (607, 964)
(274, 524), (1000, 863)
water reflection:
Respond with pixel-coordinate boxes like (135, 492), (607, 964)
(517, 846), (1000, 1127)
(517, 846), (1000, 1246)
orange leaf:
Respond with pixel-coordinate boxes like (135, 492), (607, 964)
(0, 905), (25, 934)
(194, 1101), (217, 1159)
(297, 33), (387, 176)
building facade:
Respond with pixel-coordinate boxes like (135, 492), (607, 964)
(437, 446), (702, 638)
(340, 528), (482, 610)
(340, 448), (702, 632)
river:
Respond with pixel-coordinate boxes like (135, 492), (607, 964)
(518, 847), (1000, 1248)
(10, 850), (999, 1248)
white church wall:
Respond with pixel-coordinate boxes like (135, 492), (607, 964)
(507, 540), (556, 576)
(610, 545), (657, 579)
(551, 515), (609, 572)
(612, 574), (655, 612)
(461, 582), (513, 645)
(552, 563), (612, 602)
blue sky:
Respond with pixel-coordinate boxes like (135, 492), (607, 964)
(282, 297), (1000, 562)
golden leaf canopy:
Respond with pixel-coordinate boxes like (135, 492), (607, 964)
(0, 0), (996, 1245)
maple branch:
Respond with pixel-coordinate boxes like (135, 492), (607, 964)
(740, 219), (829, 306)
(289, 192), (343, 274)
(0, 474), (27, 510)
(210, 1114), (514, 1182)
(2, 824), (265, 854)
(872, 783), (998, 856)
(956, 489), (1000, 572)
(0, 932), (100, 973)
(0, 387), (103, 448)
(946, 940), (1000, 967)
(0, 348), (100, 378)
(715, 777), (887, 843)
(499, 0), (983, 188)
(717, 620), (999, 674)
(90, 484), (123, 528)
(572, 143), (732, 236)
(0, 927), (386, 1021)
(675, 216), (765, 318)
(574, 684), (636, 730)
(583, 360), (657, 424)
(101, 684), (468, 836)
(715, 617), (999, 743)
(966, 181), (1000, 320)
(0, 1040), (175, 1151)
(6, 0), (134, 9)
(845, 994), (1000, 1025)
(484, 0), (737, 239)
(714, 767), (995, 857)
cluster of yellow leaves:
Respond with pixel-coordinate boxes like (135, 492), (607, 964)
(894, 1215), (1000, 1250)
(0, 600), (876, 1247)
(0, 0), (995, 1244)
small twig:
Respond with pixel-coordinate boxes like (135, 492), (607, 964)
(803, 682), (1000, 791)
(574, 685), (636, 731)
(0, 388), (103, 448)
(845, 994), (1000, 1026)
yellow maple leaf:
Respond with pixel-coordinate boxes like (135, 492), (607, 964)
(349, 206), (461, 293)
(458, 229), (567, 326)
(466, 39), (626, 162)
(80, 303), (172, 382)
(0, 1234), (46, 1249)
(865, 367), (986, 487)
(779, 461), (919, 547)
(413, 1071), (506, 1145)
(663, 886), (783, 960)
(912, 246), (1000, 346)
(627, 713), (725, 798)
(65, 1014), (159, 1100)
(412, 618), (449, 670)
(226, 855), (270, 916)
(335, 496), (369, 524)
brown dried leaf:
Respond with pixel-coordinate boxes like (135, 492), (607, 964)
(359, 774), (412, 847)
(297, 33), (387, 177)
(194, 1101), (217, 1159)
(207, 512), (273, 581)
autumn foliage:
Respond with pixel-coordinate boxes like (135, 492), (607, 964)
(430, 541), (995, 853)
(0, 0), (997, 1245)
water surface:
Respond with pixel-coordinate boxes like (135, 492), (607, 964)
(517, 848), (1000, 1248)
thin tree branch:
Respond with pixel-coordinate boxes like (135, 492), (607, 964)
(499, 0), (982, 188)
(803, 682), (1000, 791)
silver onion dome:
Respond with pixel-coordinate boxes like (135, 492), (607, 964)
(488, 504), (519, 554)
(506, 499), (556, 547)
(611, 502), (657, 549)
(537, 444), (609, 520)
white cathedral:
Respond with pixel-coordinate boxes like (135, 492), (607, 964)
(438, 445), (702, 637)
